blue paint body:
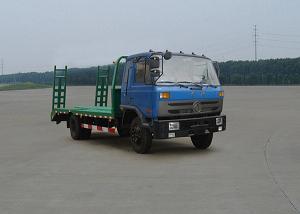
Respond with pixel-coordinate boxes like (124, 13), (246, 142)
(121, 52), (224, 119)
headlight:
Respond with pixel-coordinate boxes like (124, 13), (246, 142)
(169, 122), (180, 131)
(216, 117), (223, 125)
(219, 91), (224, 97)
(160, 92), (170, 99)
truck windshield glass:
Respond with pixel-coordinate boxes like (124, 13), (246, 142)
(157, 55), (220, 86)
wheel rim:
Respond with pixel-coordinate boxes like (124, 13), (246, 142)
(131, 124), (142, 145)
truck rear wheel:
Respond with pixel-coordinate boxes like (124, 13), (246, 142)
(130, 117), (152, 154)
(69, 115), (91, 140)
(191, 133), (213, 150)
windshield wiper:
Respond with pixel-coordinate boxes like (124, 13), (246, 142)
(177, 81), (203, 89)
(175, 82), (188, 88)
(157, 81), (188, 88)
(186, 80), (219, 89)
(196, 82), (219, 88)
(157, 81), (175, 84)
(157, 81), (217, 89)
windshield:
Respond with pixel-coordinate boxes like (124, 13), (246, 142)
(157, 55), (220, 86)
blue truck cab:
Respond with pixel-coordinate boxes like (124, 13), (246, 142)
(118, 51), (226, 153)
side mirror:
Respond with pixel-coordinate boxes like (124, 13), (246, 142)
(149, 57), (160, 69)
(213, 61), (220, 77)
(150, 69), (161, 77)
(164, 51), (172, 60)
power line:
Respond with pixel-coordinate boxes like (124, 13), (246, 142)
(260, 32), (300, 38)
(259, 37), (300, 44)
(258, 44), (300, 50)
(258, 29), (300, 57)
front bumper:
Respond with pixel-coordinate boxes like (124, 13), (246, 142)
(152, 115), (226, 139)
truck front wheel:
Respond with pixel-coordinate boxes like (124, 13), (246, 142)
(130, 117), (152, 154)
(69, 115), (91, 140)
(191, 133), (213, 150)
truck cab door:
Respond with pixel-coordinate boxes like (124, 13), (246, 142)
(122, 57), (154, 118)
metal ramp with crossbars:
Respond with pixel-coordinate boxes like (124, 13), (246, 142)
(95, 66), (109, 107)
(51, 56), (126, 124)
(52, 66), (67, 110)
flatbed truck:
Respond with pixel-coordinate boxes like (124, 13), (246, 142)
(51, 51), (226, 153)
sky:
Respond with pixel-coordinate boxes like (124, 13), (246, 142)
(0, 0), (300, 74)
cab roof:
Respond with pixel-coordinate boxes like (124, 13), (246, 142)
(127, 51), (211, 61)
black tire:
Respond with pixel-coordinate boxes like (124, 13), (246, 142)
(191, 133), (213, 150)
(69, 115), (91, 140)
(130, 117), (152, 154)
(69, 115), (81, 140)
(117, 124), (130, 137)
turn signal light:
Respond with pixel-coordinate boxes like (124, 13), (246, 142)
(219, 91), (224, 97)
(160, 92), (170, 99)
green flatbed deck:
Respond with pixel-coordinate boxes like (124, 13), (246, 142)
(51, 56), (126, 122)
(53, 106), (115, 118)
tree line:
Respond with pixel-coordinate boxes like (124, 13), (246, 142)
(219, 57), (300, 85)
(0, 57), (300, 85)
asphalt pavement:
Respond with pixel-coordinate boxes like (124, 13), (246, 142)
(0, 86), (299, 214)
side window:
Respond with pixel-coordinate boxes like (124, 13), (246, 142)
(135, 58), (151, 84)
(144, 62), (151, 84)
(135, 59), (145, 83)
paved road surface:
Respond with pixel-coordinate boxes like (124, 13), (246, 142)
(0, 86), (299, 214)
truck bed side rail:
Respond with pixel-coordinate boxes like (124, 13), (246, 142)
(52, 66), (67, 110)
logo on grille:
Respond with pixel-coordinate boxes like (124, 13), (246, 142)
(193, 101), (202, 112)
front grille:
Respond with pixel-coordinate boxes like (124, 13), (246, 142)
(168, 102), (193, 106)
(200, 101), (219, 105)
(158, 99), (223, 118)
(158, 112), (221, 120)
(168, 109), (193, 114)
(167, 100), (221, 114)
(168, 106), (219, 114)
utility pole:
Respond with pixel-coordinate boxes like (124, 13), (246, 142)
(254, 25), (257, 61)
(254, 25), (262, 83)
